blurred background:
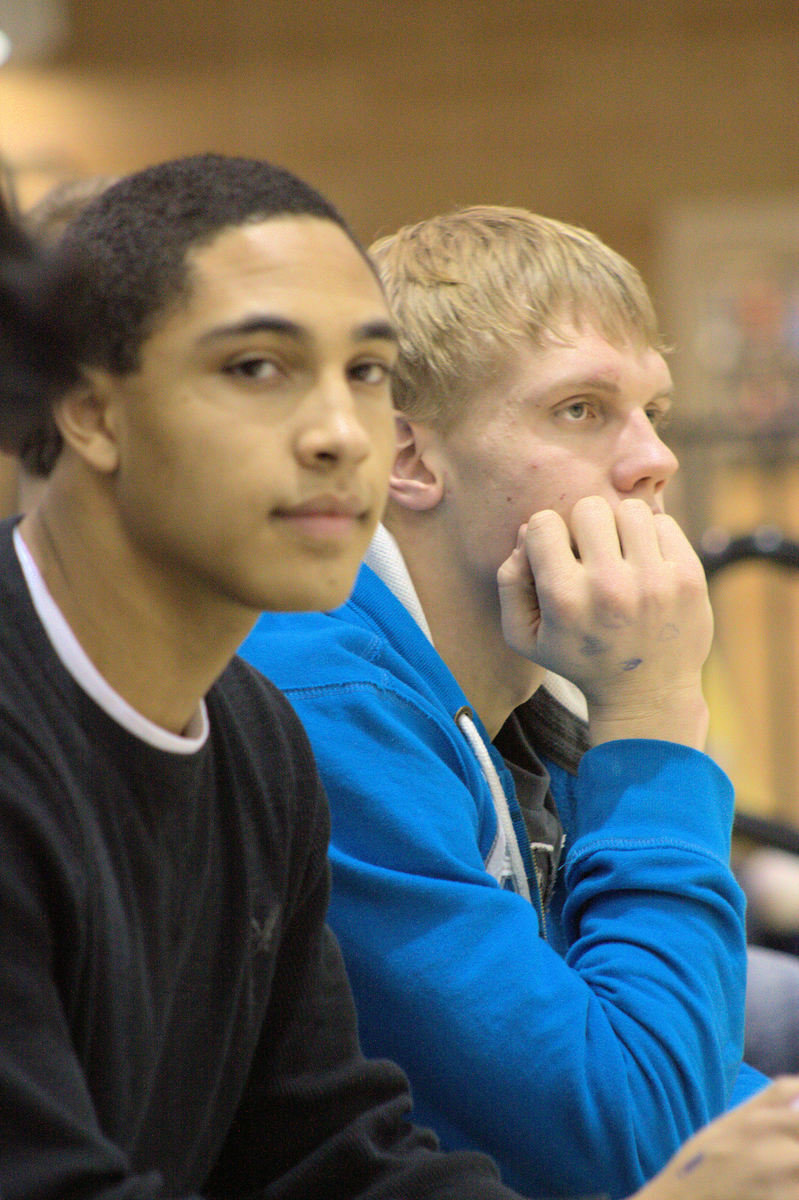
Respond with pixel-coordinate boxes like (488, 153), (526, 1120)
(1, 0), (799, 896)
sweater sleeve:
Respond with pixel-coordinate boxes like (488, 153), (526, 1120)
(0, 739), (179, 1200)
(284, 680), (753, 1200)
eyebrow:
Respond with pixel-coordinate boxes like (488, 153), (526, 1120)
(554, 374), (674, 403)
(198, 314), (397, 346)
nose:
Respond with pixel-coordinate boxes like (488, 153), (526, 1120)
(295, 377), (372, 470)
(611, 409), (679, 501)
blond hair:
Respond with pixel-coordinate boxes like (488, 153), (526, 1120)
(369, 205), (664, 429)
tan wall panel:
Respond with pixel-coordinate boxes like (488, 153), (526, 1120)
(0, 0), (795, 268)
(1, 0), (798, 819)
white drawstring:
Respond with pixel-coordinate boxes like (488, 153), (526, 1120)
(365, 524), (532, 902)
(456, 707), (531, 903)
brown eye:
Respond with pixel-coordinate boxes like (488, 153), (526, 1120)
(225, 357), (280, 380)
(350, 361), (392, 386)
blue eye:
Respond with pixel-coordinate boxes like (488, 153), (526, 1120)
(648, 407), (671, 430)
(562, 401), (590, 421)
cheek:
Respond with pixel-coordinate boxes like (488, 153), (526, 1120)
(375, 433), (397, 495)
(367, 403), (397, 459)
(484, 456), (560, 523)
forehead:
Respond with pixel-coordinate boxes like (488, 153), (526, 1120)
(177, 215), (388, 330)
(475, 323), (672, 410)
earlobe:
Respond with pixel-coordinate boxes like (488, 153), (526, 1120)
(388, 415), (445, 512)
(53, 369), (121, 474)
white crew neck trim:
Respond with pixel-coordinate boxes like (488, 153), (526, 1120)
(13, 526), (209, 754)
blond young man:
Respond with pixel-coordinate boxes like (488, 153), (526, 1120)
(241, 207), (765, 1200)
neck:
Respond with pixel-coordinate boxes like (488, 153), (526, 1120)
(20, 475), (255, 735)
(389, 514), (545, 738)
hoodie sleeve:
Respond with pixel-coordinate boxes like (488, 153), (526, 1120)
(281, 673), (756, 1200)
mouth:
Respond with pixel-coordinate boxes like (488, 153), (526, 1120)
(273, 495), (371, 540)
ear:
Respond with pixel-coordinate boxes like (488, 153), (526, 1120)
(52, 369), (122, 474)
(389, 415), (445, 512)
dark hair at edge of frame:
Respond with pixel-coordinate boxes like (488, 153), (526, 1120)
(20, 153), (369, 475)
(0, 198), (80, 460)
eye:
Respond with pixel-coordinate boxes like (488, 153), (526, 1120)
(647, 405), (672, 431)
(557, 399), (595, 423)
(224, 355), (281, 381)
(350, 360), (393, 386)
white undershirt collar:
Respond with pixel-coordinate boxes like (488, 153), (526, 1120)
(13, 526), (209, 754)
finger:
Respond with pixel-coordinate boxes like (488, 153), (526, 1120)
(614, 498), (664, 563)
(498, 524), (544, 657)
(758, 1076), (799, 1110)
(652, 511), (705, 571)
(522, 507), (582, 589)
(568, 495), (622, 567)
(717, 1076), (799, 1125)
(497, 523), (536, 591)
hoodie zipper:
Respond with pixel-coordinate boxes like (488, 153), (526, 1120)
(529, 843), (553, 942)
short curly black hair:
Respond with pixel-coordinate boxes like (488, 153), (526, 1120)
(15, 153), (364, 474)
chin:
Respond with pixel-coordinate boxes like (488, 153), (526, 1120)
(267, 574), (357, 614)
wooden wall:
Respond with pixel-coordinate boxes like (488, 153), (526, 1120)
(1, 0), (799, 819)
(1, 0), (796, 302)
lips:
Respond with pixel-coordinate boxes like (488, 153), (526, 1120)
(275, 495), (369, 520)
(272, 495), (373, 545)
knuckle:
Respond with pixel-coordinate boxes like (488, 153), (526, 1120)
(675, 567), (710, 607)
(589, 577), (634, 627)
(587, 568), (630, 607)
(535, 576), (581, 621)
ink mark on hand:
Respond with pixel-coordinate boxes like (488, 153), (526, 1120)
(622, 658), (642, 671)
(676, 1152), (704, 1177)
(581, 635), (608, 657)
(598, 608), (632, 630)
(658, 623), (680, 641)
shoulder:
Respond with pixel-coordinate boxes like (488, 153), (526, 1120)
(206, 656), (334, 877)
(240, 608), (399, 697)
(210, 653), (320, 763)
(240, 609), (470, 764)
(240, 612), (486, 803)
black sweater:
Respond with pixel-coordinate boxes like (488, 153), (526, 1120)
(0, 519), (521, 1200)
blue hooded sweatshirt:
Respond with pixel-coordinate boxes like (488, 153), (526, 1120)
(240, 532), (763, 1200)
